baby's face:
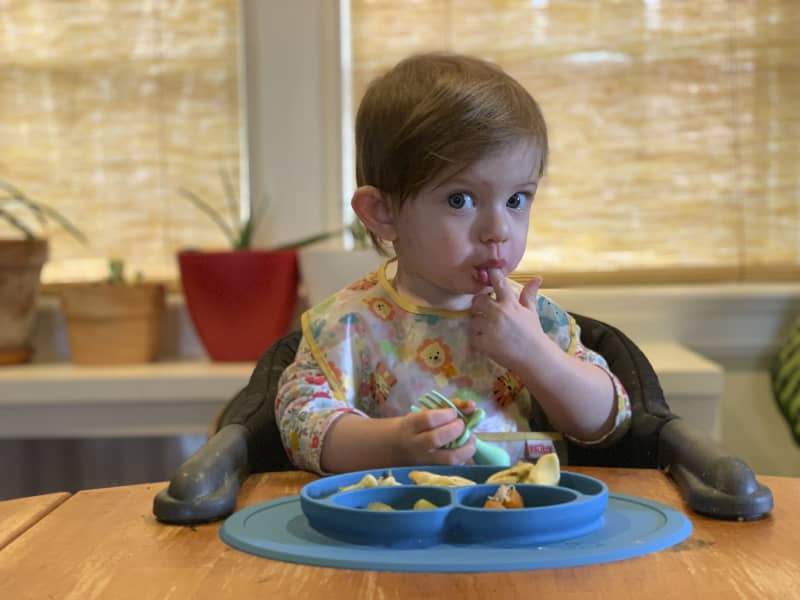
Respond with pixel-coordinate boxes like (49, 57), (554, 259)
(391, 140), (541, 311)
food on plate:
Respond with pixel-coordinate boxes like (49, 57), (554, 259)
(412, 498), (438, 510)
(338, 472), (401, 492)
(483, 484), (524, 509)
(363, 498), (439, 511)
(408, 470), (476, 487)
(485, 453), (560, 486)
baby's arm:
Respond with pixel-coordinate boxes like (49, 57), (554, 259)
(276, 339), (475, 474)
(470, 270), (630, 444)
(320, 407), (475, 473)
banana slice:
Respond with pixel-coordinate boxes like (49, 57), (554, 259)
(485, 453), (560, 486)
(408, 470), (476, 487)
(338, 472), (401, 492)
(531, 452), (560, 485)
(485, 462), (535, 484)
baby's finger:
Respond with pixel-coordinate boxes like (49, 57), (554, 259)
(470, 291), (491, 314)
(422, 417), (466, 449)
(427, 437), (477, 465)
(519, 275), (543, 310)
(488, 268), (510, 303)
(407, 407), (459, 433)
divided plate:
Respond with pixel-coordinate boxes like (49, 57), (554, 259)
(299, 465), (608, 548)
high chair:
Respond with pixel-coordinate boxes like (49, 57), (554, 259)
(153, 314), (774, 524)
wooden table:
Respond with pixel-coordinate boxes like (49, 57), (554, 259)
(0, 491), (70, 551)
(0, 468), (796, 599)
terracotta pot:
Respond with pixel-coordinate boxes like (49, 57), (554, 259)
(178, 249), (299, 362)
(0, 239), (49, 365)
(59, 282), (166, 365)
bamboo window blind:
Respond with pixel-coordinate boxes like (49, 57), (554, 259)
(0, 0), (241, 284)
(350, 0), (800, 285)
(1, 1), (797, 286)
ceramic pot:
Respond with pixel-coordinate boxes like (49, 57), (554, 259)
(178, 249), (299, 362)
(59, 282), (166, 365)
(0, 239), (48, 364)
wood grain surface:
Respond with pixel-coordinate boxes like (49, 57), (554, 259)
(0, 468), (796, 599)
(0, 491), (70, 551)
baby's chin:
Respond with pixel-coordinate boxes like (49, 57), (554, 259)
(434, 288), (482, 311)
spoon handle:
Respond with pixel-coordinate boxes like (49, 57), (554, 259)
(473, 437), (511, 466)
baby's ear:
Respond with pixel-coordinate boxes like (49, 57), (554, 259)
(351, 186), (397, 242)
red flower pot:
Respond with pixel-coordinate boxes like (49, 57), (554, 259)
(178, 249), (299, 362)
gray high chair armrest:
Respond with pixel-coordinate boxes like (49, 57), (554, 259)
(153, 424), (250, 524)
(154, 330), (299, 525)
(658, 418), (773, 520)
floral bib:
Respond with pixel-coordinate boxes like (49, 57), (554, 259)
(300, 261), (580, 460)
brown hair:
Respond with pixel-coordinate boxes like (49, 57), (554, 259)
(354, 52), (548, 252)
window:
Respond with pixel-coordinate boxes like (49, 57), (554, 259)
(0, 0), (242, 284)
(349, 0), (800, 284)
(5, 1), (798, 287)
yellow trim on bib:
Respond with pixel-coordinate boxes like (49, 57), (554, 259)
(566, 313), (578, 356)
(377, 259), (472, 319)
(300, 311), (346, 402)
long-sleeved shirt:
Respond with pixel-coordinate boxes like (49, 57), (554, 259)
(276, 261), (631, 474)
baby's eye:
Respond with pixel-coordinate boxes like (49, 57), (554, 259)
(507, 192), (530, 210)
(447, 192), (474, 209)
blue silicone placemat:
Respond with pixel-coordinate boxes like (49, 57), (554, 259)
(220, 493), (692, 572)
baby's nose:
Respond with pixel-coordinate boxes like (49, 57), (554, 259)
(479, 210), (510, 244)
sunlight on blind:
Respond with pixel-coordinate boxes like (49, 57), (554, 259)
(0, 0), (241, 284)
(350, 0), (799, 282)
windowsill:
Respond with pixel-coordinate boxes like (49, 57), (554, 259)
(0, 360), (252, 438)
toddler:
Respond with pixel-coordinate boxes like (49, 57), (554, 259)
(276, 52), (631, 474)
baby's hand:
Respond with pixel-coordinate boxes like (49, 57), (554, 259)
(469, 269), (545, 371)
(396, 408), (476, 465)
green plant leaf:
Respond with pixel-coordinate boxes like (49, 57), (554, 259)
(0, 180), (47, 230)
(348, 219), (370, 249)
(219, 167), (241, 232)
(272, 228), (345, 251)
(235, 217), (254, 250)
(19, 198), (88, 244)
(0, 206), (36, 240)
(107, 258), (125, 284)
(178, 187), (237, 248)
(0, 179), (87, 243)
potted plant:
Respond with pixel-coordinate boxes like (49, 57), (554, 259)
(0, 179), (87, 365)
(58, 259), (166, 365)
(177, 172), (346, 362)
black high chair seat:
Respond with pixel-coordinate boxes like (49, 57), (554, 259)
(153, 314), (773, 524)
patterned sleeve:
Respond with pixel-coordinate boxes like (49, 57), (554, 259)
(275, 336), (368, 474)
(536, 295), (632, 447)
